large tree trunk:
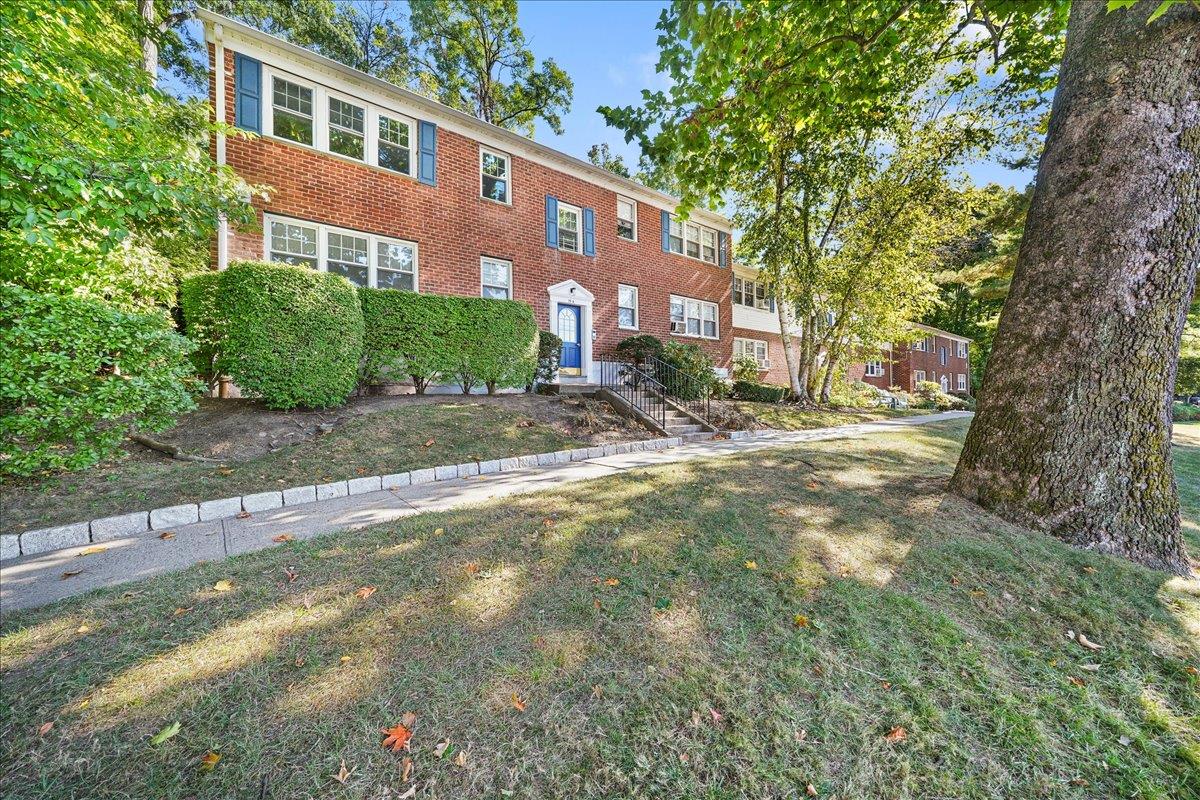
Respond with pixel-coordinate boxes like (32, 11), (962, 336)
(950, 0), (1199, 574)
(139, 0), (158, 81)
(777, 300), (804, 396)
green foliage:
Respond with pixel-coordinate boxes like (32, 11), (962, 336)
(1177, 291), (1200, 395)
(183, 261), (363, 410)
(359, 289), (537, 395)
(731, 354), (762, 383)
(586, 143), (631, 178)
(0, 284), (198, 477)
(658, 341), (716, 400)
(827, 379), (881, 409)
(408, 0), (573, 137)
(1173, 402), (1200, 422)
(914, 380), (969, 411)
(533, 329), (563, 390)
(615, 334), (665, 364)
(177, 271), (223, 389)
(0, 0), (256, 312)
(731, 381), (791, 404)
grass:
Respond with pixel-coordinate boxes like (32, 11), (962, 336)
(736, 401), (926, 431)
(2, 420), (1197, 799)
(2, 400), (615, 535)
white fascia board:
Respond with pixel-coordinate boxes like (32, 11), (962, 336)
(199, 9), (731, 232)
(913, 323), (972, 343)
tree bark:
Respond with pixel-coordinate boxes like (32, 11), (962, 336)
(950, 0), (1199, 574)
(777, 299), (803, 396)
(139, 0), (158, 81)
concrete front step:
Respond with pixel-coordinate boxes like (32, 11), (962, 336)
(665, 424), (704, 434)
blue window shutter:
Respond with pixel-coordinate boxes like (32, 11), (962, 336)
(545, 195), (558, 247)
(582, 207), (595, 256)
(661, 210), (670, 252)
(718, 231), (729, 268)
(418, 121), (437, 185)
(234, 53), (261, 133)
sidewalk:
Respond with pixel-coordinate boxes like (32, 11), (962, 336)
(0, 412), (970, 611)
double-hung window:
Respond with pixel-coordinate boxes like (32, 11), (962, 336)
(865, 360), (884, 378)
(328, 96), (365, 160)
(939, 346), (948, 365)
(957, 373), (967, 391)
(481, 257), (512, 299)
(271, 76), (313, 145)
(557, 202), (581, 253)
(957, 342), (968, 358)
(914, 370), (926, 383)
(735, 338), (769, 368)
(617, 284), (638, 329)
(481, 148), (510, 203)
(378, 114), (413, 175)
(668, 217), (684, 254)
(617, 196), (636, 241)
(685, 223), (701, 259)
(268, 219), (319, 268)
(670, 295), (718, 339)
(265, 214), (417, 291)
(913, 337), (928, 352)
(701, 228), (717, 263)
(733, 277), (775, 312)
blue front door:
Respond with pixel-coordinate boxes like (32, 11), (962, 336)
(557, 304), (582, 373)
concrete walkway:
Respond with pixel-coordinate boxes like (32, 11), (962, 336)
(0, 411), (970, 611)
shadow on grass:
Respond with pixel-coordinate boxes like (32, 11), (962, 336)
(2, 421), (1197, 799)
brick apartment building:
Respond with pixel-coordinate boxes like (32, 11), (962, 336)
(200, 10), (734, 386)
(847, 323), (973, 397)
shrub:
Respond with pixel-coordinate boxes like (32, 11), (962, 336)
(731, 354), (761, 383)
(913, 379), (968, 411)
(827, 377), (878, 408)
(657, 341), (716, 400)
(1172, 401), (1199, 422)
(359, 289), (537, 395)
(532, 329), (563, 391)
(178, 271), (221, 390)
(0, 284), (198, 477)
(614, 334), (664, 364)
(732, 381), (791, 403)
(182, 261), (364, 409)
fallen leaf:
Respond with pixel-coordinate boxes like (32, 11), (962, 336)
(949, 576), (961, 586)
(1080, 663), (1101, 673)
(333, 759), (350, 785)
(381, 723), (414, 752)
(199, 752), (221, 772)
(397, 787), (416, 799)
(1069, 778), (1089, 788)
(465, 562), (481, 577)
(294, 655), (306, 668)
(173, 606), (192, 617)
(37, 721), (53, 736)
(880, 681), (892, 691)
(355, 586), (377, 599)
(806, 481), (819, 490)
(630, 547), (639, 565)
(1119, 735), (1131, 746)
(76, 624), (90, 634)
(1187, 666), (1199, 676)
(61, 570), (82, 580)
(217, 468), (234, 476)
(454, 750), (467, 767)
(150, 721), (181, 746)
(235, 511), (251, 519)
(423, 438), (436, 448)
(591, 684), (603, 699)
(77, 546), (108, 557)
(401, 756), (413, 782)
(272, 533), (295, 543)
(542, 518), (555, 527)
(284, 567), (298, 583)
(511, 693), (527, 712)
(710, 708), (724, 724)
(1081, 565), (1097, 574)
(744, 560), (757, 570)
(401, 711), (416, 729)
(1068, 675), (1086, 687)
(434, 527), (444, 536)
(793, 614), (810, 628)
(884, 726), (908, 743)
(434, 739), (451, 758)
(1076, 632), (1102, 651)
(807, 784), (819, 797)
(213, 580), (234, 592)
(604, 578), (619, 587)
(158, 532), (176, 540)
(340, 655), (352, 664)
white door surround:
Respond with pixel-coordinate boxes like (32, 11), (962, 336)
(547, 279), (595, 382)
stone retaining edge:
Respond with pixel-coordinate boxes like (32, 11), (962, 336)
(2, 433), (699, 561)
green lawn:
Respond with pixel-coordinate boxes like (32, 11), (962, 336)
(736, 401), (927, 431)
(2, 420), (1197, 799)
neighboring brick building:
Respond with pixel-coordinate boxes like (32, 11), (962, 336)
(847, 324), (973, 397)
(200, 10), (734, 386)
(729, 263), (796, 386)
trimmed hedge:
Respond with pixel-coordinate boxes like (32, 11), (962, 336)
(181, 261), (364, 409)
(1, 284), (198, 477)
(359, 288), (537, 394)
(533, 329), (563, 390)
(178, 271), (221, 389)
(732, 381), (790, 403)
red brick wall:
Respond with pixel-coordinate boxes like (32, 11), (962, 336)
(730, 327), (790, 385)
(212, 46), (733, 368)
(848, 335), (971, 396)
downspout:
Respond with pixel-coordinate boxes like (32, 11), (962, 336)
(211, 23), (229, 272)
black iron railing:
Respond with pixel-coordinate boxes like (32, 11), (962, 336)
(643, 354), (712, 423)
(596, 358), (667, 430)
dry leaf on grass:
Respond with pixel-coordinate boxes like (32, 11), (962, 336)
(511, 693), (527, 712)
(710, 708), (724, 724)
(1081, 565), (1097, 574)
(423, 438), (436, 448)
(354, 586), (377, 599)
(434, 740), (451, 758)
(464, 562), (481, 577)
(382, 720), (414, 752)
(433, 527), (444, 536)
(213, 580), (234, 592)
(1076, 632), (1102, 651)
(272, 533), (295, 543)
(793, 614), (810, 628)
(333, 759), (351, 784)
(1068, 676), (1086, 687)
(454, 750), (467, 767)
(149, 721), (181, 745)
(591, 684), (603, 699)
(199, 752), (221, 772)
(397, 787), (416, 800)
(604, 578), (619, 587)
(806, 784), (819, 797)
(158, 532), (175, 540)
(744, 560), (758, 570)
(75, 625), (90, 634)
(401, 757), (413, 781)
(884, 726), (908, 743)
(173, 606), (192, 617)
(284, 567), (298, 583)
(37, 721), (53, 736)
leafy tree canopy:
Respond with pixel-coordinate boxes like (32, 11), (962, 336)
(586, 143), (631, 178)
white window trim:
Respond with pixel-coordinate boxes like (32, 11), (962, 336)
(939, 346), (949, 366)
(376, 109), (415, 177)
(616, 195), (637, 242)
(263, 213), (418, 291)
(480, 146), (512, 205)
(325, 89), (366, 163)
(267, 70), (317, 148)
(668, 215), (723, 265)
(957, 342), (969, 358)
(733, 276), (774, 311)
(556, 200), (582, 254)
(734, 337), (769, 369)
(957, 373), (967, 391)
(669, 294), (719, 340)
(914, 369), (926, 383)
(865, 360), (884, 378)
(617, 283), (639, 330)
(480, 256), (512, 300)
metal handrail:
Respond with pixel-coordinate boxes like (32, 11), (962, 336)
(596, 358), (667, 430)
(642, 354), (712, 424)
